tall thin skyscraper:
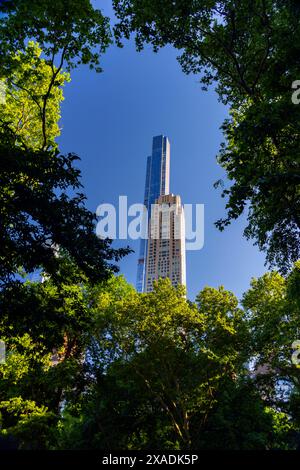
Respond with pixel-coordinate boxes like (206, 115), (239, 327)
(136, 135), (170, 292)
(137, 135), (186, 293)
(145, 194), (186, 293)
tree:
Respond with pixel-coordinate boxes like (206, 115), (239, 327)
(113, 0), (300, 273)
(2, 273), (298, 450)
(0, 267), (107, 449)
(0, 0), (132, 451)
(0, 0), (112, 149)
(0, 0), (111, 72)
(0, 2), (130, 448)
(242, 261), (300, 447)
(58, 278), (272, 450)
(0, 42), (69, 150)
(0, 13), (130, 286)
(0, 397), (57, 450)
(0, 142), (129, 287)
(196, 378), (272, 450)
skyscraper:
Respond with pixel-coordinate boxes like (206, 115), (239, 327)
(136, 135), (170, 292)
(137, 135), (186, 293)
(145, 194), (186, 293)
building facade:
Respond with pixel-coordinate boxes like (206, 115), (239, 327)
(145, 194), (186, 293)
(136, 135), (170, 292)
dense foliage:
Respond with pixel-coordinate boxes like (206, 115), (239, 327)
(1, 273), (300, 450)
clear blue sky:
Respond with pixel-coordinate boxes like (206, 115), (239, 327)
(58, 1), (267, 301)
